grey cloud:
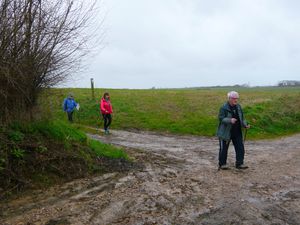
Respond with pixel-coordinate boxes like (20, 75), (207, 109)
(69, 0), (300, 88)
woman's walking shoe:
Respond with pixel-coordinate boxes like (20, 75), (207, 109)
(218, 164), (229, 170)
(236, 164), (249, 169)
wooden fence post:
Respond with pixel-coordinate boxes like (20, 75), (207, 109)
(91, 78), (95, 99)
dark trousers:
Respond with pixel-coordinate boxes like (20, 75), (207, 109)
(102, 114), (112, 130)
(219, 133), (245, 166)
(67, 111), (73, 122)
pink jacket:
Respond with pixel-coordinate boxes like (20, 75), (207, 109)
(100, 98), (113, 114)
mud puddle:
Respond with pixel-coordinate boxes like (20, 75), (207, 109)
(1, 130), (300, 225)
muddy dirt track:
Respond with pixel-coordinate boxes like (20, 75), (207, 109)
(1, 130), (300, 225)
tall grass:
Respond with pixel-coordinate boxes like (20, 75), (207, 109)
(42, 87), (300, 139)
(7, 120), (128, 159)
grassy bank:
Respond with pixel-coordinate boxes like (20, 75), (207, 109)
(0, 120), (128, 199)
(44, 87), (300, 139)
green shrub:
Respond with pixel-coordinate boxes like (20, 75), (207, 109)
(11, 148), (25, 159)
(37, 145), (48, 153)
(8, 130), (24, 142)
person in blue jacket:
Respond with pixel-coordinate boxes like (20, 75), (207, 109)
(63, 93), (78, 122)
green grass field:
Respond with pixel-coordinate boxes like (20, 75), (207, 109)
(42, 87), (300, 139)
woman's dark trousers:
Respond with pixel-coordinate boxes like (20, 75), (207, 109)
(219, 133), (245, 167)
(102, 114), (112, 131)
(67, 111), (74, 122)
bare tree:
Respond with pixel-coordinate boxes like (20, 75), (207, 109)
(0, 0), (101, 123)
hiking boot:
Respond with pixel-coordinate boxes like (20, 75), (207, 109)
(236, 164), (248, 169)
(219, 164), (229, 170)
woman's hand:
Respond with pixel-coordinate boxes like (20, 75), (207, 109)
(231, 118), (237, 124)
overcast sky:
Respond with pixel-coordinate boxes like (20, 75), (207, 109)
(68, 0), (300, 89)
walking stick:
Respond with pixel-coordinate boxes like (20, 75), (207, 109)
(243, 128), (248, 143)
(76, 103), (80, 123)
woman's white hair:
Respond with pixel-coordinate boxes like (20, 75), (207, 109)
(227, 91), (239, 99)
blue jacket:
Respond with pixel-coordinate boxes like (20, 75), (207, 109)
(217, 102), (247, 141)
(63, 97), (77, 112)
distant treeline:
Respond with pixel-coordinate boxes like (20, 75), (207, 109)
(150, 81), (300, 90)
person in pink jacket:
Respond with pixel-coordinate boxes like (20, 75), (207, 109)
(100, 92), (113, 134)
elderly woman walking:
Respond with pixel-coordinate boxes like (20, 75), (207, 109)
(217, 91), (250, 170)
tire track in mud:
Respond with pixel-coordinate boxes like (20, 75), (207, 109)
(1, 130), (300, 225)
